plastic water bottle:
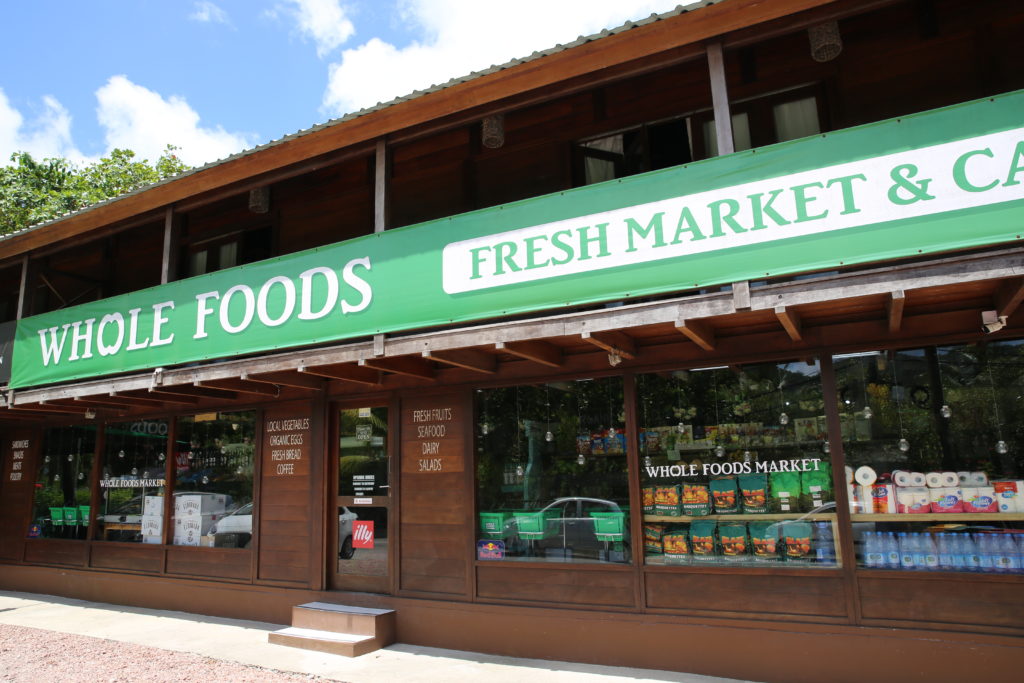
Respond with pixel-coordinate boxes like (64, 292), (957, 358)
(922, 532), (939, 570)
(898, 532), (915, 570)
(884, 532), (901, 569)
(864, 532), (884, 568)
(961, 533), (980, 572)
(949, 533), (966, 570)
(910, 532), (927, 570)
(977, 534), (995, 573)
(1000, 534), (1021, 573)
(936, 533), (954, 570)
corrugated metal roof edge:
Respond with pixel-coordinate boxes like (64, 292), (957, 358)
(1, 1), (719, 244)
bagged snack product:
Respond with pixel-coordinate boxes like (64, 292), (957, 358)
(800, 462), (833, 510)
(748, 521), (780, 563)
(607, 431), (626, 455)
(739, 473), (769, 514)
(769, 471), (802, 513)
(662, 526), (690, 565)
(719, 522), (749, 563)
(643, 523), (665, 555)
(654, 485), (682, 516)
(590, 432), (607, 455)
(781, 521), (814, 563)
(689, 520), (718, 563)
(682, 482), (711, 516)
(576, 434), (591, 455)
(710, 476), (739, 514)
(642, 486), (656, 514)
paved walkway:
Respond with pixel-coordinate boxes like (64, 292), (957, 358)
(0, 590), (747, 683)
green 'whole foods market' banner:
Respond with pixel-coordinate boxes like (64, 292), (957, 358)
(10, 91), (1024, 388)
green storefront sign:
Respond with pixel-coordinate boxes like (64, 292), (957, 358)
(9, 91), (1024, 389)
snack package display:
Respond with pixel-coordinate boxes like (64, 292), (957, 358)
(681, 483), (711, 516)
(769, 471), (802, 513)
(748, 521), (781, 563)
(719, 522), (749, 562)
(642, 486), (656, 514)
(689, 520), (718, 563)
(800, 462), (833, 510)
(654, 485), (682, 516)
(739, 473), (769, 514)
(662, 526), (690, 565)
(644, 523), (665, 555)
(576, 435), (591, 456)
(710, 477), (739, 514)
(781, 522), (813, 563)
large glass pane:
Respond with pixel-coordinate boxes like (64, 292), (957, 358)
(175, 411), (256, 547)
(837, 344), (1024, 573)
(638, 361), (839, 568)
(29, 425), (96, 540)
(476, 377), (630, 564)
(97, 420), (168, 543)
(336, 506), (388, 576)
(338, 407), (388, 497)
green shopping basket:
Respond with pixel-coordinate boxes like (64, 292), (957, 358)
(479, 511), (512, 539)
(589, 512), (626, 542)
(512, 510), (558, 541)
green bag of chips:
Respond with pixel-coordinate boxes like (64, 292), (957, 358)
(644, 523), (664, 555)
(689, 520), (718, 563)
(710, 476), (739, 514)
(749, 521), (781, 563)
(739, 473), (769, 514)
(769, 470), (802, 513)
(662, 525), (690, 565)
(800, 462), (833, 510)
(719, 522), (749, 563)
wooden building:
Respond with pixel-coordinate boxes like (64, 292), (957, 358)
(1, 1), (1023, 680)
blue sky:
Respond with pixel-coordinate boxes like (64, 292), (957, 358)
(0, 0), (692, 168)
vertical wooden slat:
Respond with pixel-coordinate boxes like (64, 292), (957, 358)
(16, 256), (29, 319)
(706, 41), (735, 156)
(623, 372), (644, 609)
(374, 139), (388, 233)
(160, 206), (177, 284)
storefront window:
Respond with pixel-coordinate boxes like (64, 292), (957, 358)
(638, 361), (840, 568)
(175, 411), (256, 547)
(97, 420), (168, 543)
(30, 425), (96, 539)
(476, 377), (630, 564)
(836, 343), (1024, 573)
(338, 407), (388, 496)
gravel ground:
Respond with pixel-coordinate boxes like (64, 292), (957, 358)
(0, 624), (339, 683)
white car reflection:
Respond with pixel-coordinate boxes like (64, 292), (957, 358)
(209, 504), (357, 556)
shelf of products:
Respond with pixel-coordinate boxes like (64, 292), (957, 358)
(852, 513), (1024, 523)
(645, 513), (837, 523)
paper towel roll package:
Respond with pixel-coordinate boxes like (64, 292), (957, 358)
(961, 486), (998, 513)
(941, 471), (959, 487)
(925, 472), (945, 488)
(993, 480), (1024, 512)
(856, 485), (874, 513)
(969, 471), (989, 486)
(870, 484), (897, 513)
(847, 483), (862, 513)
(896, 487), (930, 514)
(854, 466), (877, 486)
(893, 470), (912, 487)
(957, 471), (971, 486)
(930, 487), (963, 513)
(909, 472), (927, 487)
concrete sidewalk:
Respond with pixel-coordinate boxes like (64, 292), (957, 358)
(0, 590), (746, 683)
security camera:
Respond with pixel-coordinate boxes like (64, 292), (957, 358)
(981, 310), (1007, 334)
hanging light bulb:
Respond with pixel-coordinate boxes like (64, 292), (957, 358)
(187, 452), (194, 460)
(545, 431), (554, 442)
(118, 450), (125, 459)
(577, 453), (586, 465)
(44, 456), (50, 463)
(822, 440), (831, 454)
(131, 468), (138, 476)
(940, 404), (952, 419)
(898, 438), (910, 452)
(54, 474), (60, 482)
(743, 450), (752, 463)
(202, 475), (210, 485)
(861, 406), (873, 419)
(78, 472), (84, 480)
(515, 464), (524, 477)
(996, 440), (1009, 454)
(677, 422), (687, 433)
(158, 452), (165, 461)
(715, 444), (725, 458)
(481, 423), (490, 435)
(779, 412), (790, 425)
(644, 455), (652, 467)
(67, 454), (74, 462)
(608, 427), (617, 437)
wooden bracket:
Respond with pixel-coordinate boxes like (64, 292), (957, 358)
(774, 305), (802, 342)
(360, 356), (435, 380)
(732, 281), (751, 311)
(581, 330), (636, 359)
(887, 290), (906, 333)
(995, 277), (1024, 318)
(299, 362), (382, 385)
(495, 340), (564, 367)
(675, 318), (716, 351)
(423, 348), (498, 374)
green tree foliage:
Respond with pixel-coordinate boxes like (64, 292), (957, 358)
(0, 145), (189, 235)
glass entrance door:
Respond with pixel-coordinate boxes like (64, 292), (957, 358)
(331, 405), (392, 593)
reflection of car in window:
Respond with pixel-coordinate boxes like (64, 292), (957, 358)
(100, 491), (233, 542)
(208, 505), (357, 556)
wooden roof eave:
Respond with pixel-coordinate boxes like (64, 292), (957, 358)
(0, 0), (841, 263)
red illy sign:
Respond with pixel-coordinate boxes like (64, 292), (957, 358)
(353, 520), (374, 549)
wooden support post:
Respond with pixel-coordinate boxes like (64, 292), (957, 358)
(581, 330), (636, 360)
(774, 305), (803, 341)
(16, 256), (29, 319)
(423, 348), (498, 374)
(298, 362), (382, 385)
(161, 205), (178, 284)
(995, 277), (1024, 318)
(675, 318), (716, 351)
(359, 356), (435, 380)
(887, 290), (906, 333)
(374, 139), (388, 233)
(706, 41), (734, 156)
(495, 340), (564, 367)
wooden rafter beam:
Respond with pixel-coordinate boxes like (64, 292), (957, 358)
(75, 395), (152, 408)
(887, 289), (906, 333)
(675, 318), (716, 351)
(359, 356), (435, 381)
(995, 277), (1024, 318)
(495, 340), (563, 367)
(581, 330), (636, 360)
(134, 390), (201, 405)
(243, 370), (324, 391)
(151, 385), (238, 400)
(423, 348), (498, 374)
(196, 378), (280, 397)
(774, 306), (802, 342)
(16, 402), (93, 414)
(299, 362), (382, 386)
(108, 392), (174, 406)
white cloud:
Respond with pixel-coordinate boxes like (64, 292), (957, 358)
(0, 88), (87, 164)
(95, 76), (254, 167)
(190, 1), (230, 25)
(275, 0), (356, 59)
(322, 0), (694, 116)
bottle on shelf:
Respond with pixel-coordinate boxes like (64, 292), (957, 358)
(898, 532), (916, 570)
(997, 534), (1019, 573)
(977, 533), (996, 573)
(910, 532), (927, 570)
(936, 533), (954, 571)
(884, 531), (901, 570)
(922, 532), (939, 571)
(961, 533), (981, 572)
(863, 532), (883, 568)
